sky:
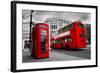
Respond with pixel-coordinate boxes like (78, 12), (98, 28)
(22, 10), (91, 24)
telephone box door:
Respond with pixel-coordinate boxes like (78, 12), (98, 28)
(37, 28), (49, 58)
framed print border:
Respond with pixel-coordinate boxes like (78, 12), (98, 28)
(11, 1), (98, 72)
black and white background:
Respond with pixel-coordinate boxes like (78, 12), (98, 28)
(22, 10), (91, 63)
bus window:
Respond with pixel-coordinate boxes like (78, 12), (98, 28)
(68, 23), (73, 30)
(78, 23), (84, 28)
(53, 40), (55, 43)
(54, 40), (59, 44)
(80, 34), (84, 38)
(64, 27), (69, 32)
(67, 38), (72, 42)
(59, 29), (63, 33)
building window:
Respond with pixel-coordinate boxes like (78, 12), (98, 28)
(51, 25), (57, 29)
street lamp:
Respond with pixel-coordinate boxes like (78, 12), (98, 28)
(30, 10), (34, 51)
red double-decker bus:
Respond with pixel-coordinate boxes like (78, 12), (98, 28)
(31, 23), (49, 58)
(51, 21), (86, 49)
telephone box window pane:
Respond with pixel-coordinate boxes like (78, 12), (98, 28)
(41, 30), (47, 53)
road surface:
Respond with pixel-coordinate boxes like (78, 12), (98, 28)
(22, 45), (91, 63)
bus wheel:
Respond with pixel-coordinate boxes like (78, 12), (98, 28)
(66, 45), (69, 49)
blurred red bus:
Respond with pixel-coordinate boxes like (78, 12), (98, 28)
(51, 21), (86, 49)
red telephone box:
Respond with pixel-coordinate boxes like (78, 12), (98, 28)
(31, 23), (49, 59)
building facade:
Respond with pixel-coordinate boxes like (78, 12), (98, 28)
(45, 18), (71, 38)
